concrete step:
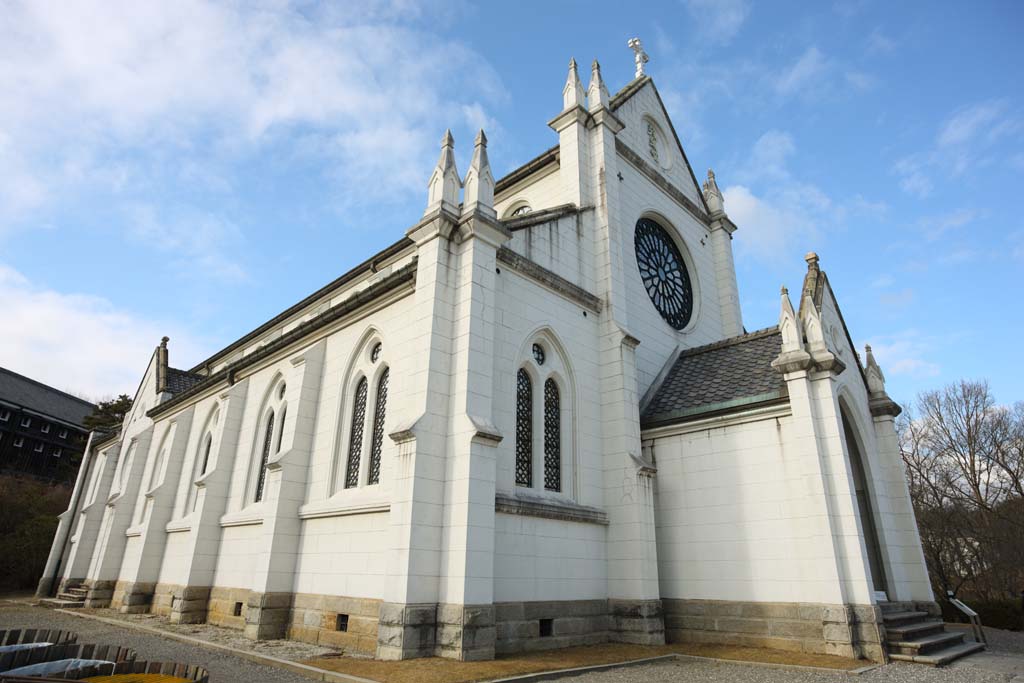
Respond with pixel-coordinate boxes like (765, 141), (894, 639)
(889, 641), (985, 667)
(65, 588), (87, 596)
(889, 630), (966, 656)
(39, 598), (85, 609)
(882, 610), (930, 626)
(886, 620), (946, 641)
(56, 592), (85, 601)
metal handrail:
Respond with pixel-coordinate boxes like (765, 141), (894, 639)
(946, 591), (987, 645)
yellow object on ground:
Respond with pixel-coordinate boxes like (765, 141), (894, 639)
(82, 674), (191, 683)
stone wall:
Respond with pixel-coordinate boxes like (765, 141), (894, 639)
(206, 586), (251, 630)
(495, 600), (609, 654)
(663, 599), (885, 662)
(288, 593), (380, 654)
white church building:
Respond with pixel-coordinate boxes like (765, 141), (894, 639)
(40, 47), (948, 664)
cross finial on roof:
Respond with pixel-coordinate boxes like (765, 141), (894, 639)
(627, 37), (649, 79)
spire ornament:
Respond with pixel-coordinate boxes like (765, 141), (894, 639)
(627, 38), (649, 78)
(424, 129), (461, 216)
(462, 129), (495, 218)
(587, 59), (610, 112)
(563, 57), (586, 110)
(703, 168), (724, 214)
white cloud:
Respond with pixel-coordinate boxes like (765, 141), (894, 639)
(865, 331), (940, 378)
(893, 100), (1022, 197)
(0, 264), (208, 400)
(866, 28), (897, 55)
(871, 274), (895, 288)
(0, 0), (504, 228)
(124, 203), (248, 283)
(938, 101), (1007, 147)
(917, 208), (980, 240)
(724, 129), (882, 264)
(744, 130), (795, 182)
(775, 47), (828, 96)
(682, 0), (750, 43)
(879, 288), (915, 309)
(892, 156), (933, 198)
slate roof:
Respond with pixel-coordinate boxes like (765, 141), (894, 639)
(0, 367), (96, 427)
(641, 327), (788, 427)
(166, 367), (205, 395)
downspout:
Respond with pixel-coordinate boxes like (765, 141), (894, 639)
(35, 430), (96, 597)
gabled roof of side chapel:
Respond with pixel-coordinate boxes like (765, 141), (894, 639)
(641, 328), (789, 428)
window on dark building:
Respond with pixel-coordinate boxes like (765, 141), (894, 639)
(59, 429), (69, 439)
(0, 409), (10, 422)
(20, 417), (31, 428)
(34, 443), (44, 453)
(14, 437), (24, 448)
(41, 423), (51, 434)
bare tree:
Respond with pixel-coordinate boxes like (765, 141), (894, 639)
(899, 380), (1024, 601)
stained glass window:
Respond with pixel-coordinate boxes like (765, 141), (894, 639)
(635, 217), (694, 330)
(532, 343), (545, 365)
(368, 368), (389, 485)
(543, 379), (560, 492)
(515, 369), (532, 487)
(254, 410), (274, 502)
(345, 377), (368, 489)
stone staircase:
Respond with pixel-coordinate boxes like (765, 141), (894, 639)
(40, 583), (87, 609)
(881, 603), (984, 666)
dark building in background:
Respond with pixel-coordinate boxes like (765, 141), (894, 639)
(0, 367), (95, 482)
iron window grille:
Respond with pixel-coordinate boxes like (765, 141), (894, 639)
(367, 368), (389, 486)
(543, 379), (561, 491)
(515, 369), (533, 487)
(253, 410), (274, 502)
(345, 377), (369, 488)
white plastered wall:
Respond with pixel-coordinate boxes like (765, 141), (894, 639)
(652, 408), (853, 605)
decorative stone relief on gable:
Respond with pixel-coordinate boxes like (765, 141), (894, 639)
(642, 116), (670, 171)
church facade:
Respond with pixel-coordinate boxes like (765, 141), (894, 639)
(39, 53), (935, 663)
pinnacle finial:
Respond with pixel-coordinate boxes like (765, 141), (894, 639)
(563, 57), (586, 110)
(703, 167), (724, 213)
(425, 129), (460, 216)
(865, 344), (873, 354)
(780, 285), (788, 296)
(160, 336), (169, 347)
(805, 251), (819, 268)
(463, 128), (495, 218)
(628, 38), (649, 79)
(587, 59), (609, 112)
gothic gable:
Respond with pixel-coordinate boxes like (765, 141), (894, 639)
(611, 77), (709, 215)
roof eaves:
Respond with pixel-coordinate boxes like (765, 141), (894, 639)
(187, 237), (415, 374)
(642, 391), (789, 429)
(155, 259), (417, 420)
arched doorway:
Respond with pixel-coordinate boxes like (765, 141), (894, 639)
(841, 407), (888, 596)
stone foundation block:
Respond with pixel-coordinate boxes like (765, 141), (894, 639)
(376, 602), (437, 660)
(609, 599), (665, 645)
(244, 591), (294, 641)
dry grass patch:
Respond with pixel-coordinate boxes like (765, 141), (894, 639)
(303, 642), (862, 683)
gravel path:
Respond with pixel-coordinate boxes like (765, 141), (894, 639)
(0, 601), (315, 683)
(3, 600), (1021, 683)
(559, 657), (1018, 683)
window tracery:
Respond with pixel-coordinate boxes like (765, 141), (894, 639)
(515, 334), (572, 496)
(337, 335), (390, 491)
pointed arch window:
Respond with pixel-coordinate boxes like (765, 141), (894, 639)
(335, 336), (391, 492)
(344, 378), (368, 489)
(543, 379), (560, 492)
(515, 369), (533, 487)
(514, 338), (572, 496)
(199, 434), (213, 476)
(254, 409), (274, 503)
(368, 368), (389, 486)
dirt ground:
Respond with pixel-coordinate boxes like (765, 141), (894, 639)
(304, 642), (863, 683)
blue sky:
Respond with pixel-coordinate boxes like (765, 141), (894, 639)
(1, 0), (1022, 408)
